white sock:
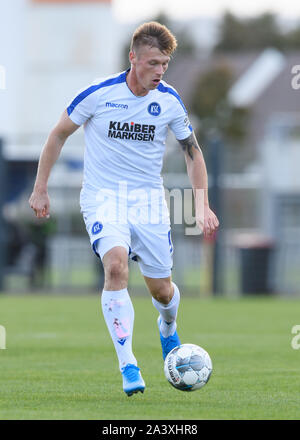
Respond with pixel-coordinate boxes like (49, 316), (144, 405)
(152, 282), (180, 338)
(101, 288), (137, 371)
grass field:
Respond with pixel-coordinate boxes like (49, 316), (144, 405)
(0, 293), (300, 420)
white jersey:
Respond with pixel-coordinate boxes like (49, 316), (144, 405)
(67, 69), (193, 205)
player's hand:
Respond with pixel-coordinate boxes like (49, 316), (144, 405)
(196, 205), (219, 239)
(29, 190), (50, 219)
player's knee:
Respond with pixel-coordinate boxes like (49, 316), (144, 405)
(151, 281), (173, 304)
(105, 259), (128, 283)
(102, 247), (129, 284)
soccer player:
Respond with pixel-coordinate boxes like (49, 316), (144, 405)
(29, 22), (219, 396)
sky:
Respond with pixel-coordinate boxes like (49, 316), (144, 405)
(112, 0), (300, 23)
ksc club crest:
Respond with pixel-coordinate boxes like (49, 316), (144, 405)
(148, 102), (161, 116)
(92, 221), (103, 235)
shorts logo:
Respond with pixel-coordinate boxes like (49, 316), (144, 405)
(168, 230), (173, 254)
(148, 102), (161, 116)
(92, 221), (103, 235)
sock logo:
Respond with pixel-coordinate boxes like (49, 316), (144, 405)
(113, 318), (129, 346)
(117, 338), (127, 346)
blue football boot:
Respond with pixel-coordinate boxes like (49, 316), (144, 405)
(121, 364), (145, 396)
(157, 316), (181, 360)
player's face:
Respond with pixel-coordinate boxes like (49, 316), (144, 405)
(130, 45), (170, 91)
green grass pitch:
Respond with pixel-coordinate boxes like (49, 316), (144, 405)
(0, 294), (300, 420)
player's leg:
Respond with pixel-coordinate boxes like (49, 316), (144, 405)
(129, 207), (181, 360)
(80, 200), (144, 394)
(99, 242), (145, 396)
(144, 275), (181, 360)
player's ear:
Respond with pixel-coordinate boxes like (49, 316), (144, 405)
(129, 50), (136, 65)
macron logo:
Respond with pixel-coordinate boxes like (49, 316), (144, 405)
(117, 338), (127, 346)
(106, 102), (128, 110)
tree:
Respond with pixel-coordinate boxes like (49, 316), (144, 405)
(285, 26), (300, 49)
(215, 11), (285, 52)
(190, 63), (249, 146)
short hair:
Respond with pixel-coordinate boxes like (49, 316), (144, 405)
(130, 21), (177, 56)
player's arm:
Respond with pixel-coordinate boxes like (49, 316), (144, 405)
(29, 110), (80, 218)
(178, 131), (219, 237)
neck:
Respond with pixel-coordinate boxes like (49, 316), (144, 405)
(126, 68), (149, 97)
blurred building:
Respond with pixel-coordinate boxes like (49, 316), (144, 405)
(0, 0), (123, 140)
(166, 49), (299, 166)
(0, 0), (124, 292)
(1, 4), (300, 295)
(166, 48), (300, 294)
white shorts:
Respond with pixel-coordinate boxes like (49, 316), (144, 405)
(81, 196), (174, 279)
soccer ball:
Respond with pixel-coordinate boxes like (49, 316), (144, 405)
(164, 343), (212, 391)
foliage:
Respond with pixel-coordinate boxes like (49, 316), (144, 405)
(284, 26), (300, 49)
(190, 63), (249, 145)
(215, 11), (300, 52)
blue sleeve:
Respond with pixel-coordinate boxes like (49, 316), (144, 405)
(66, 84), (100, 126)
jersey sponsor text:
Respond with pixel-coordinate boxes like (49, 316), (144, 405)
(108, 121), (155, 141)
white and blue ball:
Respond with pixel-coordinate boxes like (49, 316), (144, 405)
(164, 343), (212, 391)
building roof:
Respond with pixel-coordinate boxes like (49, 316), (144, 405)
(165, 50), (300, 149)
(227, 49), (286, 108)
(165, 51), (259, 106)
